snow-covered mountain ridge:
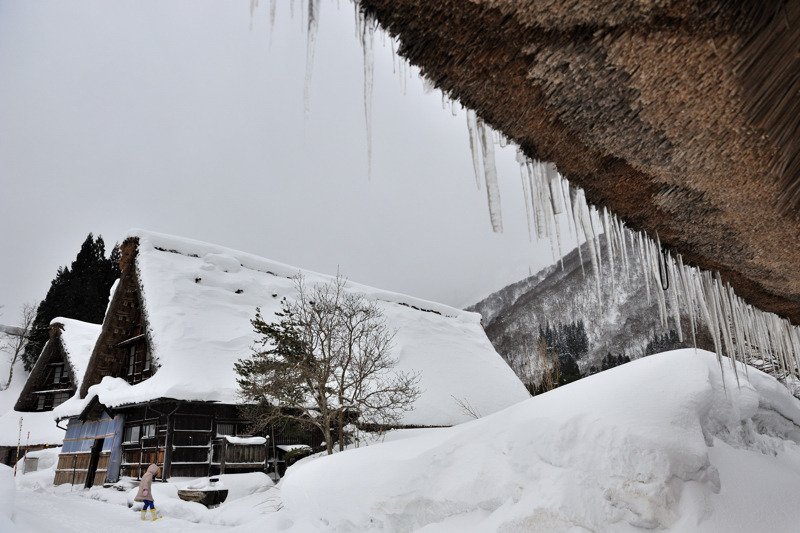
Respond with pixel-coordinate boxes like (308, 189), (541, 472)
(469, 240), (710, 377)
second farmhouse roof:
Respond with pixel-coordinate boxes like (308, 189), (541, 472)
(55, 229), (529, 426)
(0, 318), (100, 446)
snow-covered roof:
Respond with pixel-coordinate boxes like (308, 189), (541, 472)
(276, 444), (311, 453)
(3, 318), (101, 440)
(225, 436), (266, 445)
(50, 318), (101, 389)
(0, 409), (64, 447)
(55, 229), (529, 425)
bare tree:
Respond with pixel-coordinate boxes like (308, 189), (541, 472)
(235, 274), (420, 455)
(514, 336), (559, 395)
(0, 303), (36, 390)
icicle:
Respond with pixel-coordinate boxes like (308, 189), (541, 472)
(569, 188), (586, 277)
(269, 0), (277, 43)
(678, 257), (697, 349)
(638, 232), (651, 306)
(527, 161), (541, 239)
(602, 208), (616, 303)
(615, 216), (630, 282)
(540, 172), (557, 263)
(562, 177), (575, 235)
(553, 211), (564, 269)
(619, 219), (631, 283)
(667, 255), (682, 341)
(700, 272), (726, 378)
(713, 273), (740, 384)
(303, 0), (321, 120)
(574, 189), (600, 300)
(546, 163), (564, 215)
(589, 207), (603, 273)
(730, 286), (749, 372)
(650, 238), (668, 329)
(534, 162), (548, 240)
(466, 111), (482, 191)
(359, 12), (375, 180)
(517, 151), (533, 241)
(250, 0), (259, 31)
(478, 119), (503, 233)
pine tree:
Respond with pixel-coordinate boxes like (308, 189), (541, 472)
(22, 234), (121, 370)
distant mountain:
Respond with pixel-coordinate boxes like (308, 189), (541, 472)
(468, 240), (712, 381)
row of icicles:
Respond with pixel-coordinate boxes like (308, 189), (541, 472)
(256, 0), (800, 389)
(467, 109), (800, 389)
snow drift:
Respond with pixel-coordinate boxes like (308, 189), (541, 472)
(256, 349), (800, 532)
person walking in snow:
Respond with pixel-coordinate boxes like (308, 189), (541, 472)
(134, 463), (161, 521)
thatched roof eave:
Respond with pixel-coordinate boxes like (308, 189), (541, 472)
(359, 0), (800, 324)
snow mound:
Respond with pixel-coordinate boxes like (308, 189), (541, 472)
(0, 464), (16, 532)
(258, 349), (800, 532)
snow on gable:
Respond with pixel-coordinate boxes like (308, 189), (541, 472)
(52, 318), (101, 390)
(88, 229), (528, 425)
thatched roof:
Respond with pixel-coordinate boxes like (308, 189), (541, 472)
(358, 0), (800, 323)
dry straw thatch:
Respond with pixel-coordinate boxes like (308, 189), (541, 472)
(358, 0), (800, 324)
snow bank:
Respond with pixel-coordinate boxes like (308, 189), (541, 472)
(254, 349), (800, 532)
(14, 447), (61, 492)
(0, 464), (15, 532)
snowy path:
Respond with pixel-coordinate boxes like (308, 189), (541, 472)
(13, 490), (224, 533)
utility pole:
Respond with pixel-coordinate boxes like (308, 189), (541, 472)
(14, 417), (22, 476)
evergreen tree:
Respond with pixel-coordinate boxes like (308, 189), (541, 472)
(537, 320), (589, 388)
(644, 329), (684, 356)
(557, 353), (581, 386)
(22, 234), (121, 370)
(601, 352), (631, 371)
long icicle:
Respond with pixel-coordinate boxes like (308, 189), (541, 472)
(478, 119), (503, 233)
(517, 151), (533, 241)
(359, 11), (375, 180)
(466, 111), (482, 190)
(569, 188), (586, 277)
(303, 0), (321, 120)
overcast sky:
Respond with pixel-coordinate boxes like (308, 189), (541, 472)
(0, 0), (574, 322)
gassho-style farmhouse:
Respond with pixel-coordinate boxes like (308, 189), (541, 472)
(6, 229), (529, 487)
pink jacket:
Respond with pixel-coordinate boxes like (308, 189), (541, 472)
(134, 464), (159, 502)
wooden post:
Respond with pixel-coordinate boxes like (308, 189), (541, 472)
(163, 410), (174, 480)
(219, 439), (226, 475)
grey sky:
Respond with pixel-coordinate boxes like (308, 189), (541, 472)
(0, 0), (572, 321)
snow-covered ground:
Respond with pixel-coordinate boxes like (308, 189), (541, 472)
(6, 349), (800, 532)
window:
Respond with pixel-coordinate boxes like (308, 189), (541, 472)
(123, 425), (141, 444)
(52, 391), (70, 407)
(216, 423), (235, 436)
(142, 423), (156, 438)
(36, 395), (45, 411)
(53, 365), (63, 384)
(128, 346), (136, 376)
(124, 342), (153, 384)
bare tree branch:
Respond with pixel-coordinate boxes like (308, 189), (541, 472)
(236, 274), (420, 454)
